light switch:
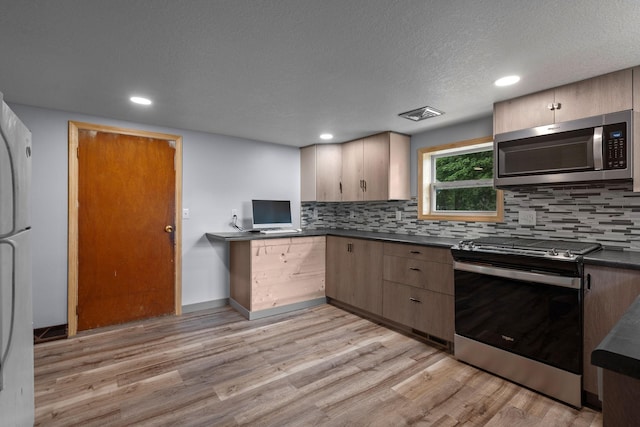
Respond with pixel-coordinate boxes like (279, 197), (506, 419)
(183, 208), (190, 219)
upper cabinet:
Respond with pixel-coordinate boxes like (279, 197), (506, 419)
(300, 144), (342, 202)
(301, 131), (410, 202)
(494, 69), (633, 135)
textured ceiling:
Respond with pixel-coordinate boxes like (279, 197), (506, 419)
(2, 0), (640, 147)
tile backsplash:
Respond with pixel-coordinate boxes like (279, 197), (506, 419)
(301, 181), (640, 251)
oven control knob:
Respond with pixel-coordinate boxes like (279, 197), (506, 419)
(548, 248), (558, 256)
(563, 250), (572, 258)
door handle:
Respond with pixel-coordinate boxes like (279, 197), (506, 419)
(409, 297), (421, 303)
(165, 225), (174, 233)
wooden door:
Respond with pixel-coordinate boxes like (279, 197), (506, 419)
(68, 122), (182, 335)
(341, 139), (363, 201)
(362, 133), (389, 201)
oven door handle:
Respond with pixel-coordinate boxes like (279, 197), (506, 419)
(453, 261), (582, 289)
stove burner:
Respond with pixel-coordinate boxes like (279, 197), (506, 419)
(454, 237), (601, 262)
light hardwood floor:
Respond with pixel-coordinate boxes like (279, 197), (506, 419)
(34, 304), (603, 426)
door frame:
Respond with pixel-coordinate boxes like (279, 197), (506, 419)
(67, 121), (183, 336)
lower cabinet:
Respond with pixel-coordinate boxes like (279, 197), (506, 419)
(326, 237), (454, 344)
(382, 281), (454, 341)
(382, 242), (454, 342)
(229, 236), (326, 319)
(583, 264), (640, 400)
(326, 236), (383, 315)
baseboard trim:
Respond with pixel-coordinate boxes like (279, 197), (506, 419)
(230, 297), (327, 320)
(182, 298), (229, 313)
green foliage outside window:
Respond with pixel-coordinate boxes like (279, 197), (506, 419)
(435, 151), (494, 181)
(434, 150), (496, 212)
(435, 187), (497, 211)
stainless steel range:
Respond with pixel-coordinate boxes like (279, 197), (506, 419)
(451, 237), (602, 408)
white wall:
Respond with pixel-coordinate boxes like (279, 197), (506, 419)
(10, 103), (301, 328)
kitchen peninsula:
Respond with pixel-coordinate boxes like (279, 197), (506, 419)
(206, 229), (458, 347)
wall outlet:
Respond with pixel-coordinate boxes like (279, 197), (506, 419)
(395, 210), (402, 221)
(518, 210), (536, 226)
(349, 210), (356, 219)
(231, 209), (237, 218)
(182, 208), (190, 219)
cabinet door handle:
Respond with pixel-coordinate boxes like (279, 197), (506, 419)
(409, 297), (421, 303)
(339, 181), (342, 193)
(586, 273), (591, 292)
(409, 250), (421, 254)
(409, 267), (421, 271)
(363, 180), (367, 191)
(347, 243), (353, 253)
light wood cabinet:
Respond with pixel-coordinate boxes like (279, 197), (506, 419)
(341, 132), (410, 201)
(300, 144), (342, 202)
(326, 236), (383, 315)
(229, 236), (326, 319)
(340, 139), (364, 201)
(494, 68), (633, 135)
(301, 131), (410, 202)
(583, 265), (640, 398)
(381, 242), (454, 342)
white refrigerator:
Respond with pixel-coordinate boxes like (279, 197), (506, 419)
(0, 93), (34, 425)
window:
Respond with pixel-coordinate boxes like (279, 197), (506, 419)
(418, 136), (503, 222)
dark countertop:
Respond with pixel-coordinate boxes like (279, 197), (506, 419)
(592, 294), (640, 380)
(205, 228), (459, 248)
(206, 229), (640, 269)
(583, 249), (640, 271)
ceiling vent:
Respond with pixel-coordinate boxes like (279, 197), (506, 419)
(398, 106), (444, 121)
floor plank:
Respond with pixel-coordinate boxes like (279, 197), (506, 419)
(34, 304), (603, 426)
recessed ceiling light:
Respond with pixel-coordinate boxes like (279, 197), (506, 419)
(494, 75), (520, 87)
(320, 133), (334, 140)
(130, 96), (152, 105)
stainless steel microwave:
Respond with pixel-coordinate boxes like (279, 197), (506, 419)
(494, 110), (633, 188)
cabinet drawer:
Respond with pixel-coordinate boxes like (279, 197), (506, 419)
(383, 242), (452, 264)
(383, 255), (453, 295)
(382, 281), (454, 341)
